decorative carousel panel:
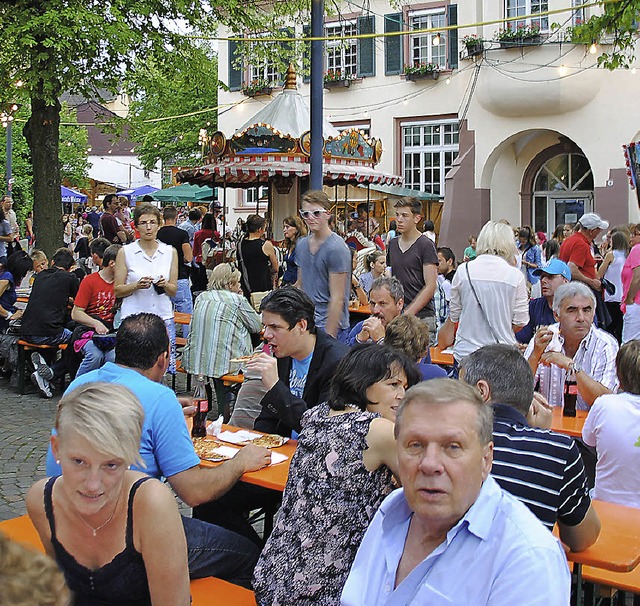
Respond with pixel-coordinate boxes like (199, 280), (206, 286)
(324, 129), (374, 161)
(210, 131), (226, 158)
(231, 124), (297, 155)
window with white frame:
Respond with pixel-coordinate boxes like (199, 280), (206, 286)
(505, 0), (549, 32)
(326, 20), (358, 76)
(402, 120), (459, 196)
(243, 186), (268, 207)
(409, 10), (447, 68)
(248, 34), (280, 85)
(571, 0), (586, 26)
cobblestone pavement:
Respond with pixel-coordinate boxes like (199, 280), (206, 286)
(0, 376), (59, 521)
(0, 372), (192, 522)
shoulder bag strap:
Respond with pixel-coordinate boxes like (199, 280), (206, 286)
(465, 262), (501, 344)
(236, 236), (252, 294)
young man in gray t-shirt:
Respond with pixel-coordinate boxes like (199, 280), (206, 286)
(295, 190), (351, 341)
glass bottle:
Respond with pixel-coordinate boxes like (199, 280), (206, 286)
(563, 379), (577, 418)
(191, 376), (209, 438)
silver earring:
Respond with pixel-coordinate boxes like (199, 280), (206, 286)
(56, 460), (60, 464)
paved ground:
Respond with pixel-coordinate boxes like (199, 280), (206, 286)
(0, 375), (58, 521)
(0, 371), (192, 521)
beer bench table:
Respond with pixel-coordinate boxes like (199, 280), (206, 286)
(551, 407), (588, 439)
(0, 515), (257, 605)
(16, 340), (68, 395)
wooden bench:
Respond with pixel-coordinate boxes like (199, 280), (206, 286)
(0, 516), (257, 605)
(16, 340), (67, 395)
(582, 564), (640, 604)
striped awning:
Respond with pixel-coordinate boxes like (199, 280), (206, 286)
(177, 156), (401, 188)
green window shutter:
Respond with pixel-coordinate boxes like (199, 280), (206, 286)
(384, 13), (403, 76)
(303, 25), (311, 83)
(228, 38), (242, 91)
(447, 5), (458, 70)
(357, 15), (376, 78)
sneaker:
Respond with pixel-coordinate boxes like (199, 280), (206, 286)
(31, 371), (52, 398)
(31, 352), (53, 380)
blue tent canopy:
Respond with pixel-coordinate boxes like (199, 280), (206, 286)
(61, 185), (88, 204)
(116, 184), (160, 205)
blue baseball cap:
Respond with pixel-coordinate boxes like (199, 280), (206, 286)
(532, 259), (571, 281)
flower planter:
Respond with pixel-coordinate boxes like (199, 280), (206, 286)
(465, 43), (484, 57)
(498, 35), (542, 49)
(323, 78), (353, 90)
(242, 87), (273, 98)
(405, 71), (440, 82)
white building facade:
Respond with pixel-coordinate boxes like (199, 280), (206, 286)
(217, 1), (640, 256)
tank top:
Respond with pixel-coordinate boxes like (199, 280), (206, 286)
(604, 249), (626, 303)
(44, 476), (153, 606)
(239, 238), (271, 294)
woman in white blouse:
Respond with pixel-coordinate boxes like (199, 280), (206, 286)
(114, 203), (178, 372)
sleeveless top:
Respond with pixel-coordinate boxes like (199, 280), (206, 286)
(44, 476), (153, 606)
(604, 249), (626, 303)
(121, 240), (174, 320)
(253, 403), (395, 605)
(239, 238), (271, 294)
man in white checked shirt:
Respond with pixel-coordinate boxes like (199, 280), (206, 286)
(524, 282), (619, 411)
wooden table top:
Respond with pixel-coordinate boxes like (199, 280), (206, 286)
(561, 500), (640, 573)
(550, 407), (587, 438)
(174, 311), (192, 325)
(348, 303), (371, 315)
(430, 346), (454, 366)
(196, 424), (296, 492)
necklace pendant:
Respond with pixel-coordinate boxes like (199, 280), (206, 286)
(92, 529), (97, 537)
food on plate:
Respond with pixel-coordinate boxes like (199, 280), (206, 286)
(249, 434), (288, 448)
(229, 355), (257, 363)
(192, 437), (229, 461)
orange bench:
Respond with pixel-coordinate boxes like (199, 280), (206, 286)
(16, 340), (68, 395)
(0, 516), (257, 605)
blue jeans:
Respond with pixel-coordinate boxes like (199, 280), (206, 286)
(172, 278), (193, 338)
(164, 317), (176, 374)
(181, 515), (259, 588)
(76, 340), (115, 378)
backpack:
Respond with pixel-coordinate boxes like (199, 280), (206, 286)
(201, 238), (218, 269)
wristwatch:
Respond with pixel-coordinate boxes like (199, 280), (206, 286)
(568, 361), (582, 375)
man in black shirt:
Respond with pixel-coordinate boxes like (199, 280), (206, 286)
(460, 344), (601, 552)
(21, 248), (79, 397)
(157, 206), (193, 335)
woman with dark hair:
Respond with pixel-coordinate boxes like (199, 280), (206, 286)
(598, 230), (629, 343)
(236, 214), (278, 305)
(384, 219), (397, 247)
(518, 225), (542, 296)
(0, 251), (33, 332)
(281, 215), (307, 286)
(253, 343), (420, 606)
(191, 212), (219, 293)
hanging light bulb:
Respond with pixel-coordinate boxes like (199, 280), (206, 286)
(445, 77), (451, 85)
(589, 43), (597, 55)
(632, 67), (637, 75)
(432, 33), (441, 46)
(15, 80), (23, 87)
(558, 64), (568, 77)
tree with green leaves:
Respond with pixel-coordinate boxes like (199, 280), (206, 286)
(126, 42), (220, 175)
(0, 0), (284, 255)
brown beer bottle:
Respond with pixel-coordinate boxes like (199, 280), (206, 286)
(191, 377), (209, 438)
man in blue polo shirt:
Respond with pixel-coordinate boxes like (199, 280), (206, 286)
(516, 258), (571, 344)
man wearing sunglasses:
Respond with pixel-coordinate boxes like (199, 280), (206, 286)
(295, 190), (351, 342)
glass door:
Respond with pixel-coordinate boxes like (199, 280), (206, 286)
(551, 196), (590, 230)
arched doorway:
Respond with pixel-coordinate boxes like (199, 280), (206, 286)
(531, 153), (594, 234)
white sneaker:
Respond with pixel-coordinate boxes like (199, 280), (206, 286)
(31, 371), (52, 398)
(31, 352), (53, 380)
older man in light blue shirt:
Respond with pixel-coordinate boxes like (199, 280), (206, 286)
(341, 379), (570, 606)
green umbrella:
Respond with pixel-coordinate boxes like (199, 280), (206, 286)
(153, 183), (216, 204)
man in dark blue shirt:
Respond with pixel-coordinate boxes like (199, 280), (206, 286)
(516, 258), (571, 344)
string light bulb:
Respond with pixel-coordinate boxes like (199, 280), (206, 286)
(445, 77), (451, 85)
(632, 67), (637, 75)
(15, 80), (23, 87)
(589, 43), (597, 55)
(558, 64), (568, 77)
(432, 33), (441, 46)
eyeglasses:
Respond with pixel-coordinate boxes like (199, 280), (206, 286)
(299, 209), (327, 220)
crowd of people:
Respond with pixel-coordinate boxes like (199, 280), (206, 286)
(1, 190), (639, 605)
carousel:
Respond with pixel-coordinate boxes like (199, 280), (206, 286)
(176, 64), (403, 241)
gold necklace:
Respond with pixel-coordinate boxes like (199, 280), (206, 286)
(76, 492), (121, 537)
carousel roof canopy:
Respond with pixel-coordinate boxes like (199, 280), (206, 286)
(177, 64), (401, 188)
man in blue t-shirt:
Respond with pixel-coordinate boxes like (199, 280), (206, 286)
(516, 258), (572, 344)
(45, 312), (270, 587)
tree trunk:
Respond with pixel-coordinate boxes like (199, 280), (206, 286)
(23, 97), (63, 257)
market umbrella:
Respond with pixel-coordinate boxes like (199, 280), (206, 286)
(61, 185), (88, 204)
(153, 183), (216, 204)
(116, 184), (160, 204)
